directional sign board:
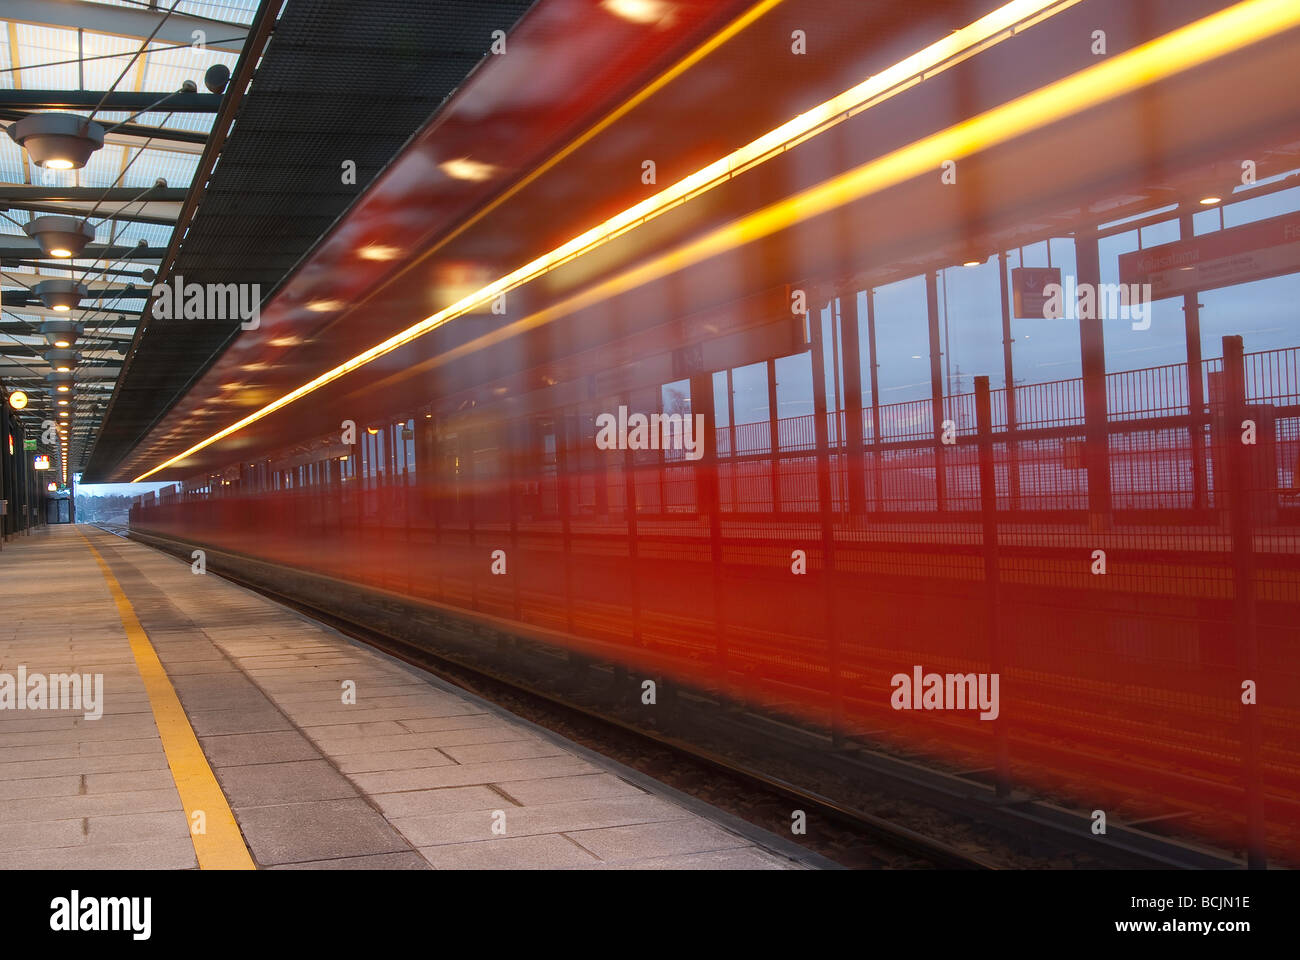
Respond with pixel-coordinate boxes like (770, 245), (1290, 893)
(1119, 209), (1300, 299)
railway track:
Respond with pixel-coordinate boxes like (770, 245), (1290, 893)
(103, 524), (1260, 869)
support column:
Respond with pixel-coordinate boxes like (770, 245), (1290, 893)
(767, 359), (780, 512)
(1223, 335), (1265, 868)
(926, 270), (947, 510)
(1180, 209), (1209, 511)
(622, 394), (642, 648)
(976, 376), (1010, 796)
(809, 295), (844, 743)
(840, 288), (867, 514)
(554, 413), (575, 634)
(1076, 229), (1111, 523)
(865, 287), (883, 508)
(998, 252), (1021, 509)
(690, 370), (727, 703)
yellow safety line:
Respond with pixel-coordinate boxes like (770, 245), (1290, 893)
(77, 529), (255, 870)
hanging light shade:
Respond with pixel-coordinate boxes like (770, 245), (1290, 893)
(33, 279), (88, 312)
(46, 371), (76, 395)
(6, 113), (105, 170)
(43, 347), (81, 372)
(955, 244), (987, 268)
(40, 319), (84, 348)
(24, 215), (95, 258)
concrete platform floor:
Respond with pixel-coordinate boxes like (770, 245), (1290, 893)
(0, 524), (816, 870)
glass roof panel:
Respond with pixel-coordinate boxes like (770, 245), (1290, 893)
(0, 0), (251, 464)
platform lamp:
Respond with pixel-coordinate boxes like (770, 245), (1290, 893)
(43, 347), (80, 373)
(33, 279), (89, 313)
(957, 244), (988, 268)
(1186, 163), (1243, 208)
(23, 216), (97, 259)
(46, 371), (76, 399)
(40, 320), (85, 349)
(5, 113), (105, 170)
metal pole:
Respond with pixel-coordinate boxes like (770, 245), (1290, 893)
(1180, 209), (1209, 511)
(840, 288), (867, 514)
(1076, 227), (1111, 526)
(926, 270), (946, 510)
(1222, 335), (1265, 868)
(767, 359), (780, 513)
(998, 251), (1021, 509)
(865, 287), (883, 509)
(810, 293), (844, 744)
(976, 376), (1010, 797)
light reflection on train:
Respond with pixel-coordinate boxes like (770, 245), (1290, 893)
(129, 0), (1300, 861)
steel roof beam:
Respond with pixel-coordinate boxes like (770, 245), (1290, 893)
(0, 185), (188, 203)
(1, 203), (179, 226)
(0, 243), (166, 259)
(2, 0), (248, 54)
(0, 265), (156, 285)
(2, 304), (146, 322)
(0, 110), (207, 151)
(0, 91), (222, 112)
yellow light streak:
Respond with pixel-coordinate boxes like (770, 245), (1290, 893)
(133, 0), (1293, 480)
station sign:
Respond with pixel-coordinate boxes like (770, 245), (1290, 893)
(7, 390), (27, 410)
(1118, 209), (1300, 300)
(33, 454), (51, 470)
(1011, 267), (1063, 318)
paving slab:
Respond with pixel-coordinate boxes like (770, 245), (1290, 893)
(0, 526), (818, 871)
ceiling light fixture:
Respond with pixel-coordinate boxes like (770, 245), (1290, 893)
(24, 216), (96, 259)
(6, 113), (106, 170)
(33, 280), (88, 313)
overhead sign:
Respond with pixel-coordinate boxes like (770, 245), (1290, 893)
(33, 455), (51, 470)
(7, 390), (27, 410)
(24, 438), (37, 451)
(1119, 210), (1300, 300)
(1011, 267), (1063, 318)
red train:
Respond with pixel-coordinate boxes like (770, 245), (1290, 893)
(123, 0), (1300, 861)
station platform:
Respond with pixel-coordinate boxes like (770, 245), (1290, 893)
(0, 525), (815, 870)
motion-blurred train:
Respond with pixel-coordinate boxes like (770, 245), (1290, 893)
(121, 0), (1300, 860)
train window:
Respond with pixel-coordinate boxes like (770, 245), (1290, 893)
(871, 274), (933, 406)
(1004, 240), (1082, 386)
(775, 352), (814, 451)
(1093, 232), (1187, 374)
(659, 379), (690, 464)
(537, 422), (558, 518)
(729, 361), (770, 457)
(938, 260), (1004, 399)
(397, 420), (415, 476)
(818, 301), (843, 417)
(1201, 273), (1300, 358)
